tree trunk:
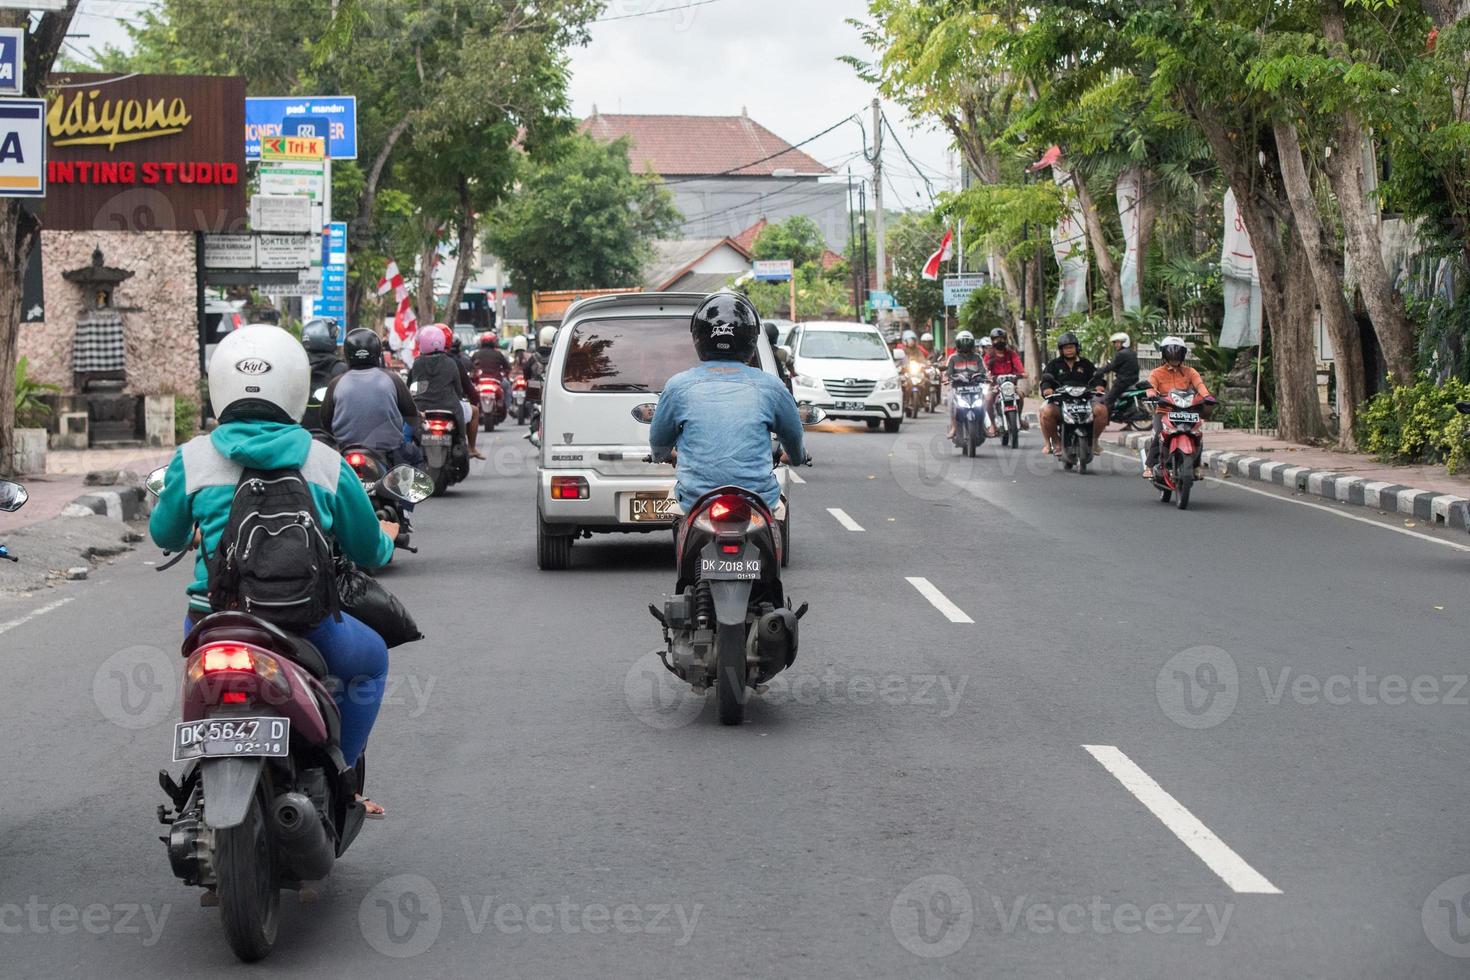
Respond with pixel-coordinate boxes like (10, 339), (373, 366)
(1273, 119), (1365, 449)
(1190, 93), (1326, 442)
(1323, 3), (1418, 386)
(1069, 167), (1125, 321)
(443, 177), (477, 327)
(345, 111), (413, 327)
(416, 226), (439, 326)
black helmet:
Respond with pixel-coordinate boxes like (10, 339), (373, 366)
(1056, 331), (1080, 353)
(344, 328), (383, 369)
(301, 318), (337, 354)
(763, 321), (779, 346)
(954, 330), (976, 354)
(990, 327), (1008, 344)
(450, 333), (463, 354)
(691, 293), (760, 361)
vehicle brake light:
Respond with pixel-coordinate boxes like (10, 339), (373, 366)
(550, 476), (589, 500)
(202, 645), (254, 673)
(221, 691), (248, 704)
(720, 543), (741, 554)
(346, 452), (368, 469)
(426, 419), (451, 434)
(707, 494), (751, 526)
(513, 378), (526, 390)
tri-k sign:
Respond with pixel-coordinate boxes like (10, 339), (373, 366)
(259, 135), (325, 162)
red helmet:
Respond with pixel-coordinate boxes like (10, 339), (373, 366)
(479, 331), (498, 349)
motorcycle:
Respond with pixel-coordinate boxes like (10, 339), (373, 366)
(417, 409), (470, 496)
(950, 374), (991, 457)
(476, 372), (508, 432)
(1109, 379), (1154, 430)
(901, 359), (929, 419)
(0, 480), (28, 561)
(511, 375), (529, 424)
(1047, 386), (1098, 473)
(992, 373), (1023, 448)
(925, 363), (943, 413)
(341, 447), (430, 555)
(145, 463), (429, 963)
(646, 407), (822, 725)
(1148, 389), (1218, 509)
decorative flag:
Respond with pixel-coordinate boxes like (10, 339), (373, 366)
(376, 261), (402, 296)
(375, 259), (419, 341)
(1219, 188), (1263, 348)
(921, 229), (954, 280)
(1051, 167), (1089, 317)
(1028, 144), (1062, 173)
(1116, 168), (1143, 313)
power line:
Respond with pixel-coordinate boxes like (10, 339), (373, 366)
(659, 112), (864, 185)
(881, 111), (937, 206)
(593, 0), (725, 23)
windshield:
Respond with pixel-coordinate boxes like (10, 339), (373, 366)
(798, 329), (890, 361)
(560, 316), (701, 393)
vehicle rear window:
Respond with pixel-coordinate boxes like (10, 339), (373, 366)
(560, 317), (701, 393)
(798, 329), (889, 360)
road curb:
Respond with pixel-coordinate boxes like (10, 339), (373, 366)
(1104, 431), (1470, 529)
(60, 484), (151, 522)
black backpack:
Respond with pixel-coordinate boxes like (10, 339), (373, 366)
(208, 466), (340, 631)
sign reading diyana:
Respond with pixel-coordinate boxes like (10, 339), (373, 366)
(42, 73), (246, 232)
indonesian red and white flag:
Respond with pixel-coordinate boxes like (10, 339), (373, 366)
(921, 228), (954, 280)
(376, 261), (402, 297)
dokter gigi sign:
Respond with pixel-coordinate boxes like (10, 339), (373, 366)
(42, 73), (246, 233)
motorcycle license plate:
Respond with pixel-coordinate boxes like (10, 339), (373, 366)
(835, 400), (865, 411)
(700, 556), (761, 580)
(173, 717), (289, 763)
(422, 434), (450, 446)
(629, 492), (678, 523)
(1063, 404), (1091, 423)
(1168, 411), (1200, 424)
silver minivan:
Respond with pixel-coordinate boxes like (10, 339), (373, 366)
(535, 292), (791, 570)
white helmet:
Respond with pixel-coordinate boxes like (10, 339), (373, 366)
(1110, 332), (1131, 348)
(208, 324), (310, 422)
(537, 325), (557, 351)
(511, 334), (528, 353)
(979, 336), (993, 348)
(920, 332), (934, 344)
(1159, 335), (1187, 365)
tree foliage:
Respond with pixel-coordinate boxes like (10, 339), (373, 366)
(751, 216), (828, 268)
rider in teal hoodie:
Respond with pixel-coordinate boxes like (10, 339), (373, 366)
(149, 326), (395, 805)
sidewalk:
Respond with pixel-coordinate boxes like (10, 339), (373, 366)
(0, 447), (171, 533)
(1103, 426), (1470, 528)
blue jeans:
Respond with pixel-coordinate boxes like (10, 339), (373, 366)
(184, 612), (388, 767)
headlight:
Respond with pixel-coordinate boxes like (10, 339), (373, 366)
(877, 376), (899, 390)
(794, 375), (819, 389)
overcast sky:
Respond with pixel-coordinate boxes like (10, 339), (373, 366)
(69, 0), (954, 210)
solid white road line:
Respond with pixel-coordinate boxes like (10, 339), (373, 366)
(827, 507), (865, 532)
(905, 576), (973, 624)
(787, 471), (806, 485)
(1083, 744), (1282, 895)
(1100, 446), (1470, 553)
(0, 595), (77, 638)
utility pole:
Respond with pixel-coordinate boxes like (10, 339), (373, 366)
(858, 182), (870, 322)
(870, 98), (886, 330)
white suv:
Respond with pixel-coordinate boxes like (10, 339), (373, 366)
(535, 292), (791, 570)
(785, 321), (903, 432)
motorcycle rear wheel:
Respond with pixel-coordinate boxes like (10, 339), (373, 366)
(215, 782), (279, 963)
(715, 624), (747, 725)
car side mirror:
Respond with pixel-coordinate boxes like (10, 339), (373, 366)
(0, 480), (27, 512)
(381, 465), (435, 504)
(145, 466), (168, 497)
(798, 402), (826, 427)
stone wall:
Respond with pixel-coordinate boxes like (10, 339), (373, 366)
(18, 230), (198, 397)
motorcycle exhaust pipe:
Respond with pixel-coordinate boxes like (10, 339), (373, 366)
(757, 607), (800, 667)
(271, 792), (336, 881)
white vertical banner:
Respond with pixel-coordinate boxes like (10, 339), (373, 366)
(1116, 167), (1143, 312)
(1052, 168), (1089, 317)
(1219, 188), (1263, 348)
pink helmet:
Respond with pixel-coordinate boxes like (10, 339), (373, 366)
(417, 323), (447, 354)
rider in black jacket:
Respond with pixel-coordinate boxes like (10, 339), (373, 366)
(1097, 331), (1140, 412)
(1039, 331), (1108, 456)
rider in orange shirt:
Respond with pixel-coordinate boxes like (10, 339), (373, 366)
(1144, 336), (1212, 478)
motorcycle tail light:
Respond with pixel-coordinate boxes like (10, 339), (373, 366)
(550, 476), (588, 500)
(707, 494), (751, 527)
(720, 542), (742, 554)
(426, 418), (451, 434)
(514, 378), (526, 390)
(346, 451), (368, 469)
(221, 691), (249, 705)
(187, 642), (289, 700)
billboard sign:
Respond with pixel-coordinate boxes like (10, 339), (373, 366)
(245, 96), (357, 159)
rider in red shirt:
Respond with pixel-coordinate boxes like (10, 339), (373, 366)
(982, 328), (1027, 429)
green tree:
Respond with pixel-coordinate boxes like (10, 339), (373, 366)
(485, 134), (680, 301)
(751, 215), (828, 269)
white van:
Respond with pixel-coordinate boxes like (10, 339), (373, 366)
(535, 292), (791, 570)
(785, 321), (903, 431)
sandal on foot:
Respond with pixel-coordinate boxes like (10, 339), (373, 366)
(358, 795), (386, 819)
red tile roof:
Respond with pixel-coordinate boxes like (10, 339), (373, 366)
(580, 113), (831, 178)
(730, 218), (768, 254)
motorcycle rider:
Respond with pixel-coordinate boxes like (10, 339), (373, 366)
(1098, 331), (1140, 414)
(320, 328), (422, 468)
(448, 329), (485, 458)
(650, 293), (805, 515)
(1143, 336), (1213, 479)
(764, 321), (794, 392)
(982, 327), (1028, 431)
(510, 334), (531, 377)
(148, 325), (395, 814)
(919, 331), (936, 359)
(470, 330), (511, 422)
(301, 318), (346, 431)
(407, 323), (477, 458)
(944, 330), (987, 440)
(1039, 331), (1108, 456)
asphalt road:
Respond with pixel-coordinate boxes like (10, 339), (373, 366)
(1, 410), (1468, 978)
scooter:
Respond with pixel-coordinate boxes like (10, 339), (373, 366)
(0, 479), (28, 561)
(341, 447), (429, 555)
(1047, 386), (1097, 473)
(511, 375), (528, 424)
(417, 409), (470, 496)
(925, 363), (943, 413)
(476, 371), (508, 432)
(1147, 389), (1218, 509)
(145, 463), (430, 963)
(1110, 379), (1154, 430)
(950, 374), (991, 458)
(901, 359), (929, 419)
(992, 373), (1023, 448)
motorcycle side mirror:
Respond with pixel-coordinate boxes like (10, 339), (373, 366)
(526, 430), (542, 448)
(145, 466), (168, 497)
(0, 479), (27, 512)
(380, 465), (435, 504)
(630, 403), (657, 424)
(797, 403), (827, 427)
